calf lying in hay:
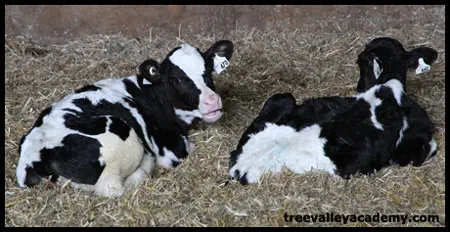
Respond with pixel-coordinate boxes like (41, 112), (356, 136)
(229, 37), (438, 184)
(16, 40), (234, 197)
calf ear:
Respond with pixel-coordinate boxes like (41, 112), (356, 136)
(257, 93), (296, 124)
(356, 52), (378, 92)
(203, 40), (234, 74)
(406, 47), (438, 74)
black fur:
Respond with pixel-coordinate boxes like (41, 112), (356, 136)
(74, 85), (101, 93)
(109, 117), (131, 141)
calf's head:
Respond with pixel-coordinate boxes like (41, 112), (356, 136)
(160, 40), (234, 124)
(356, 37), (438, 92)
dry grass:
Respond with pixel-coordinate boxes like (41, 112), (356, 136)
(5, 6), (445, 227)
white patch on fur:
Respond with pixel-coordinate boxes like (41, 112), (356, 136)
(169, 44), (220, 119)
(142, 79), (152, 85)
(373, 58), (383, 79)
(356, 86), (384, 131)
(396, 117), (408, 147)
(93, 127), (144, 197)
(427, 139), (437, 160)
(150, 137), (182, 169)
(415, 58), (431, 74)
(127, 75), (141, 89)
(16, 159), (30, 188)
(383, 79), (403, 105)
(96, 126), (144, 178)
(174, 108), (202, 124)
(229, 123), (336, 183)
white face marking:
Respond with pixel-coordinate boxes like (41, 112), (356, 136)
(415, 58), (431, 75)
(229, 123), (336, 183)
(396, 117), (408, 147)
(169, 44), (222, 121)
(373, 58), (383, 79)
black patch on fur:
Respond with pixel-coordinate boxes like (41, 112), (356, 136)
(18, 135), (26, 154)
(109, 117), (130, 141)
(24, 166), (46, 187)
(38, 134), (105, 185)
(74, 85), (101, 93)
(64, 112), (108, 135)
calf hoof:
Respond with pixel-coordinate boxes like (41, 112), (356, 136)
(95, 175), (125, 198)
(124, 169), (146, 191)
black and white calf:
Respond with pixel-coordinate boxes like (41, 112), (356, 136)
(229, 38), (437, 184)
(356, 37), (438, 92)
(17, 40), (234, 197)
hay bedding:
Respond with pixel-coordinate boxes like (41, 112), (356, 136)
(5, 6), (445, 227)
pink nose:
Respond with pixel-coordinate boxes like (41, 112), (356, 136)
(203, 94), (220, 106)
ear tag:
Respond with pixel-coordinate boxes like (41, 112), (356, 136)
(143, 79), (152, 85)
(213, 54), (230, 74)
(415, 58), (431, 74)
(373, 58), (383, 80)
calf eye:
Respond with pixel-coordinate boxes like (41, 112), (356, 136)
(149, 67), (157, 76)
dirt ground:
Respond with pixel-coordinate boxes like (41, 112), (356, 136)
(4, 5), (445, 227)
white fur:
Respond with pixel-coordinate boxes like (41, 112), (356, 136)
(396, 117), (408, 147)
(174, 108), (202, 124)
(142, 79), (152, 85)
(373, 58), (383, 79)
(96, 126), (144, 179)
(229, 123), (336, 183)
(415, 58), (431, 75)
(123, 154), (155, 190)
(383, 79), (403, 105)
(427, 139), (437, 160)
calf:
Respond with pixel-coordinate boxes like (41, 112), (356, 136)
(17, 40), (233, 197)
(229, 38), (437, 184)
